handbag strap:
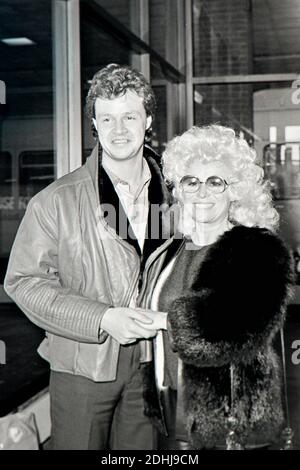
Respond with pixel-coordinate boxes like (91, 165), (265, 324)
(226, 363), (245, 450)
(280, 327), (294, 449)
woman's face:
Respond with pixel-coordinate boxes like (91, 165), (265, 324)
(180, 160), (234, 225)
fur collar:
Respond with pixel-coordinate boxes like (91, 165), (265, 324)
(169, 225), (294, 365)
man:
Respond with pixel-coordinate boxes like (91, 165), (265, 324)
(4, 64), (169, 450)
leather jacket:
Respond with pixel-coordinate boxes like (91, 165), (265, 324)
(4, 143), (172, 381)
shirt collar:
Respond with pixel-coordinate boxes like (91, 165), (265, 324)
(103, 158), (151, 198)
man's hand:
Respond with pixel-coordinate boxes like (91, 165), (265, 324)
(101, 307), (158, 344)
(135, 308), (168, 331)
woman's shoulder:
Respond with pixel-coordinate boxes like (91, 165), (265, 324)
(196, 224), (294, 287)
(223, 224), (277, 241)
(215, 224), (289, 257)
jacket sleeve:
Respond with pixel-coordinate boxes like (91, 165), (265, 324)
(4, 194), (110, 344)
(167, 227), (294, 367)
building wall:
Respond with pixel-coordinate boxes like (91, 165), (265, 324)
(193, 0), (254, 136)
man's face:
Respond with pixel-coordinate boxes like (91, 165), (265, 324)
(93, 90), (152, 163)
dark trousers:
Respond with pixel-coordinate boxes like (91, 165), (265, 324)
(49, 344), (156, 450)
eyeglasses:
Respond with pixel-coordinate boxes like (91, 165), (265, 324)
(179, 175), (230, 194)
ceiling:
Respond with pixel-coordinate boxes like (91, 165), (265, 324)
(0, 0), (52, 89)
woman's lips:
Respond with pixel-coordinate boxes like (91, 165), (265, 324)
(112, 138), (130, 144)
(195, 202), (214, 209)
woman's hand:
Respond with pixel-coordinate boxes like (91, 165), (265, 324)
(134, 308), (168, 330)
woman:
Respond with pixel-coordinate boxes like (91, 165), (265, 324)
(141, 125), (294, 450)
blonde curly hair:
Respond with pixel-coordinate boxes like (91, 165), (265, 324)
(162, 125), (279, 231)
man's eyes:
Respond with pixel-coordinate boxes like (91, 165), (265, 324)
(100, 114), (137, 123)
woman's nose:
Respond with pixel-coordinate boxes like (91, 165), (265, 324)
(198, 182), (207, 198)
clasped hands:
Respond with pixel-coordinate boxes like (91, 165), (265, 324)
(101, 307), (168, 345)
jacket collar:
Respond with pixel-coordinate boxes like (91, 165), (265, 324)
(84, 142), (100, 196)
(84, 142), (174, 261)
(84, 141), (172, 207)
